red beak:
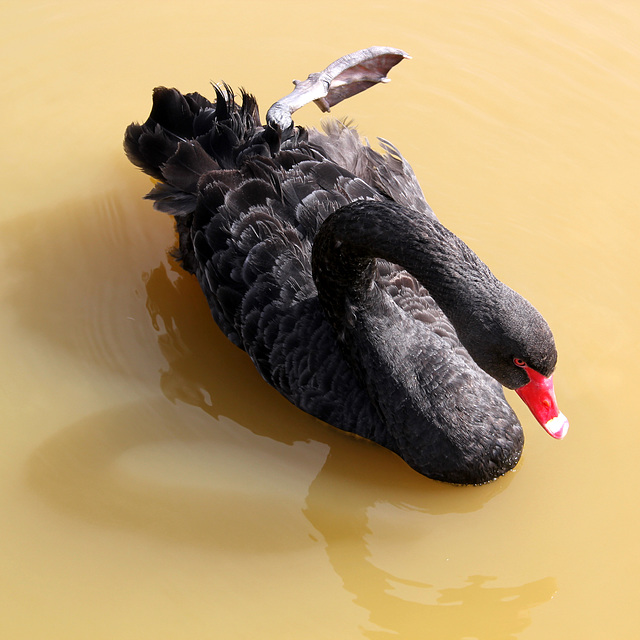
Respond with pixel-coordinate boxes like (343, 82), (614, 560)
(515, 366), (569, 439)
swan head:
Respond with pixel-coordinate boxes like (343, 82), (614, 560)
(455, 285), (568, 439)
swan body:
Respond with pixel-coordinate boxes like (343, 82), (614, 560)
(125, 48), (567, 484)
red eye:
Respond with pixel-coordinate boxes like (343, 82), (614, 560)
(513, 358), (527, 368)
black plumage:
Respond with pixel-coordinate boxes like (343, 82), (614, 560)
(124, 84), (560, 484)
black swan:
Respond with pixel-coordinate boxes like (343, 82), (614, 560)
(124, 47), (568, 484)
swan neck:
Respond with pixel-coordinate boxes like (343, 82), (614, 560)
(312, 200), (498, 335)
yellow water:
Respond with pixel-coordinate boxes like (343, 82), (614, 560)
(1, 1), (639, 638)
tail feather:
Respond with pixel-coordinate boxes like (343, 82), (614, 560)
(124, 85), (270, 273)
(160, 141), (219, 193)
(147, 87), (204, 138)
(123, 122), (177, 181)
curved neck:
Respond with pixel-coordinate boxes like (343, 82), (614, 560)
(310, 199), (521, 483)
(311, 200), (502, 345)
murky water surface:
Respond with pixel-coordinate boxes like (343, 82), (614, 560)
(2, 1), (639, 638)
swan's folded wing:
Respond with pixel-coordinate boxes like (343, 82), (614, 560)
(308, 124), (434, 219)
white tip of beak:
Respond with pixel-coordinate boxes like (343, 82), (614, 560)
(544, 412), (569, 440)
